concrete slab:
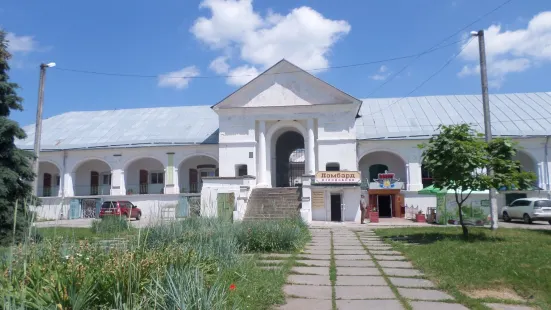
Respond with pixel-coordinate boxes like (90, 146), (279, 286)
(292, 266), (330, 275)
(373, 255), (408, 261)
(382, 268), (423, 277)
(277, 298), (333, 310)
(335, 285), (395, 299)
(485, 303), (535, 310)
(335, 260), (376, 267)
(336, 267), (381, 276)
(410, 301), (469, 310)
(298, 254), (332, 260)
(335, 255), (371, 260)
(283, 285), (332, 299)
(333, 246), (363, 250)
(378, 261), (414, 269)
(336, 300), (404, 310)
(370, 250), (401, 255)
(295, 260), (331, 267)
(337, 275), (387, 286)
(288, 275), (331, 286)
(397, 288), (454, 301)
(333, 250), (366, 255)
(389, 277), (435, 288)
(366, 245), (393, 249)
(334, 242), (362, 246)
(303, 249), (331, 255)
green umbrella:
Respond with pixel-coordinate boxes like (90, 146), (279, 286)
(418, 184), (446, 195)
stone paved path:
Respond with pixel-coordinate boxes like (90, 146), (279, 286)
(276, 227), (533, 310)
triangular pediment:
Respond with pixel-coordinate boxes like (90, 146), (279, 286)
(212, 59), (361, 110)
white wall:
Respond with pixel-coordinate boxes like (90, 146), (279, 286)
(200, 177), (255, 219)
(318, 140), (357, 172)
(33, 194), (180, 220)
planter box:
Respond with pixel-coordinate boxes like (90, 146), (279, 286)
(369, 211), (379, 223)
(415, 214), (426, 223)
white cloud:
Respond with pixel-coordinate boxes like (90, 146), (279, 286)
(6, 32), (37, 53)
(369, 65), (391, 81)
(226, 65), (260, 86)
(209, 56), (230, 74)
(458, 11), (551, 88)
(158, 66), (200, 89)
(191, 0), (351, 86)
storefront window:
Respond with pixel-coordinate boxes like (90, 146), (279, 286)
(421, 165), (434, 188)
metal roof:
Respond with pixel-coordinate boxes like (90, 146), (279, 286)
(17, 106), (219, 150)
(16, 92), (551, 151)
(356, 92), (551, 140)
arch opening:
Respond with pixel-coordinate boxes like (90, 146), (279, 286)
(275, 131), (305, 187)
(178, 155), (219, 193)
(73, 159), (111, 196)
(125, 158), (165, 195)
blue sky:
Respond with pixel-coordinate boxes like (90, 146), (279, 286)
(2, 0), (550, 126)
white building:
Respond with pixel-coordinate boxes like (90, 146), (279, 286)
(17, 60), (551, 223)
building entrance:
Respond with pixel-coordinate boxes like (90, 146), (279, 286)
(275, 131), (305, 187)
(330, 194), (342, 221)
(378, 195), (392, 217)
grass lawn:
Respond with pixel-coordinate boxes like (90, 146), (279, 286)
(375, 227), (551, 310)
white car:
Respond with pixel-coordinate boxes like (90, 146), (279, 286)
(502, 198), (551, 224)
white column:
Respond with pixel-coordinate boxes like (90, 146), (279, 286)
(110, 168), (124, 195)
(307, 119), (316, 175)
(407, 162), (423, 191)
(257, 120), (267, 185)
(63, 172), (75, 197)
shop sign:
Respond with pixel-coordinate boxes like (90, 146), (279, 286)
(315, 171), (361, 184)
(369, 172), (404, 189)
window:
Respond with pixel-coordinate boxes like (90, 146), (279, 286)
(200, 170), (215, 178)
(513, 199), (531, 207)
(151, 172), (164, 184)
(369, 164), (388, 182)
(326, 163), (340, 171)
(102, 173), (111, 185)
(421, 165), (434, 188)
(535, 200), (551, 208)
(55, 174), (61, 186)
(236, 165), (248, 177)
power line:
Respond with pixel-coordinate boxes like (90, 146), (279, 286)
(51, 39), (463, 80)
(367, 38), (475, 116)
(365, 0), (514, 97)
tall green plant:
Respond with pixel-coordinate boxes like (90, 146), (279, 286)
(0, 30), (36, 246)
(419, 124), (536, 238)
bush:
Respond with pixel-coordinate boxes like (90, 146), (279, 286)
(235, 217), (310, 253)
(91, 216), (131, 234)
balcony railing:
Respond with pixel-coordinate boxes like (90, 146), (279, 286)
(126, 183), (164, 195)
(40, 186), (60, 197)
(180, 182), (200, 193)
(73, 185), (111, 196)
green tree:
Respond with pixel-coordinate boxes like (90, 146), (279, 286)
(0, 30), (36, 246)
(419, 124), (536, 238)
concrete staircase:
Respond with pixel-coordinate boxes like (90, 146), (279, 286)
(243, 187), (302, 220)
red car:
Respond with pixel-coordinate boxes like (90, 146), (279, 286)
(99, 201), (142, 220)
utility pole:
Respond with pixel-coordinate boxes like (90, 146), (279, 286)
(32, 62), (55, 196)
(472, 30), (498, 230)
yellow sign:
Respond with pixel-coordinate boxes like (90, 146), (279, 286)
(312, 191), (325, 209)
(315, 171), (361, 184)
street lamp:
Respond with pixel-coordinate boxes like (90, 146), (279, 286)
(32, 62), (56, 196)
(470, 30), (498, 230)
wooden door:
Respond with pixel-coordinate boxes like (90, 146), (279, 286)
(90, 171), (99, 195)
(139, 169), (148, 194)
(43, 173), (52, 196)
(217, 193), (234, 222)
(189, 169), (198, 193)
